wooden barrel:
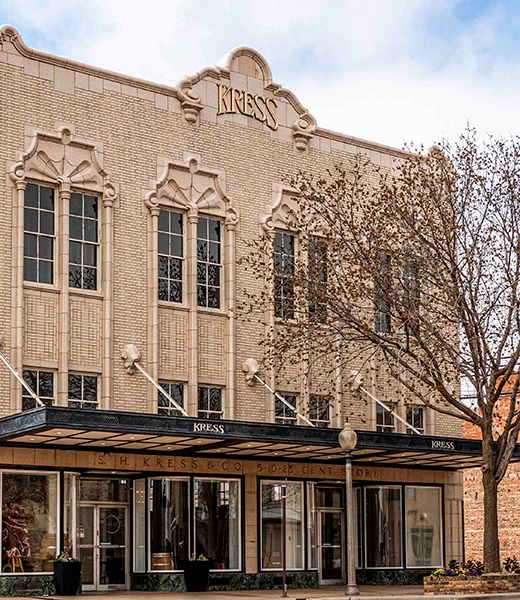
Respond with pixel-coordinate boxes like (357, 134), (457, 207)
(151, 553), (173, 570)
(42, 559), (54, 572)
(40, 534), (57, 560)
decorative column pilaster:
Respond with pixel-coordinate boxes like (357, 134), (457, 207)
(11, 179), (26, 412)
(187, 209), (199, 416)
(57, 182), (71, 406)
(101, 189), (116, 410)
(225, 213), (238, 419)
(145, 198), (160, 413)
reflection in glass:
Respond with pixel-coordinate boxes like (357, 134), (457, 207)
(150, 479), (189, 571)
(2, 472), (58, 572)
(134, 479), (146, 572)
(261, 481), (303, 570)
(194, 479), (239, 570)
(405, 487), (442, 567)
(365, 486), (402, 568)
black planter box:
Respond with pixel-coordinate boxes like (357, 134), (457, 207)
(53, 561), (82, 596)
(183, 561), (210, 592)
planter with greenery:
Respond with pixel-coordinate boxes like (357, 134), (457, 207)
(183, 554), (210, 592)
(53, 552), (82, 596)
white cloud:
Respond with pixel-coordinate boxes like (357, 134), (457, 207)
(2, 0), (520, 147)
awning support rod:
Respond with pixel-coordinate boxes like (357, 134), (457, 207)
(349, 370), (422, 435)
(121, 344), (188, 417)
(0, 344), (44, 407)
(242, 358), (315, 427)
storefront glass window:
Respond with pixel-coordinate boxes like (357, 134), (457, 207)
(1, 471), (58, 573)
(405, 486), (442, 567)
(134, 479), (146, 572)
(365, 486), (402, 568)
(307, 483), (317, 569)
(63, 472), (78, 557)
(354, 487), (362, 569)
(194, 479), (240, 570)
(261, 481), (304, 570)
(149, 478), (189, 571)
(80, 478), (129, 502)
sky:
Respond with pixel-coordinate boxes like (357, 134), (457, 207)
(1, 0), (520, 149)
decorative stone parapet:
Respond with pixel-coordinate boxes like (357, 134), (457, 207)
(424, 573), (520, 595)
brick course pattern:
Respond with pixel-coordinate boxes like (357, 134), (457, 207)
(424, 574), (520, 595)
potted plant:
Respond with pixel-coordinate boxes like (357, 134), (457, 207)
(183, 554), (210, 592)
(53, 552), (82, 596)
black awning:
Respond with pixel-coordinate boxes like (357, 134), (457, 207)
(0, 406), (507, 470)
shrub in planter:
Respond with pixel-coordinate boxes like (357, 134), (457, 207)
(503, 557), (520, 574)
(53, 552), (82, 596)
(184, 554), (210, 592)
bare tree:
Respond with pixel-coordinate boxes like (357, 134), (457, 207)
(241, 130), (520, 572)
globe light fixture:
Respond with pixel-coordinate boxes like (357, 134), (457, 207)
(339, 421), (357, 451)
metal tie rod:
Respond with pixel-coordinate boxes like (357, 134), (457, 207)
(0, 338), (44, 407)
(242, 358), (315, 427)
(121, 344), (188, 417)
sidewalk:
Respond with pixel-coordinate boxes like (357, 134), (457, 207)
(14, 586), (520, 600)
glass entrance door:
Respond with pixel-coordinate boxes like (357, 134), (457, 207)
(78, 504), (128, 590)
(319, 510), (344, 585)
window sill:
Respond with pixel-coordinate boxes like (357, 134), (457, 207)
(23, 282), (59, 294)
(198, 307), (227, 317)
(158, 301), (189, 311)
(69, 288), (103, 300)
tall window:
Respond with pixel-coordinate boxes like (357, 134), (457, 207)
(406, 406), (425, 434)
(198, 386), (223, 419)
(275, 394), (297, 425)
(22, 370), (54, 411)
(2, 471), (58, 573)
(261, 481), (304, 570)
(375, 253), (391, 333)
(274, 232), (295, 319)
(308, 238), (327, 320)
(149, 478), (189, 571)
(197, 218), (221, 308)
(158, 209), (183, 303)
(403, 261), (420, 336)
(68, 374), (98, 409)
(158, 382), (185, 416)
(194, 479), (240, 570)
(24, 183), (55, 284)
(365, 485), (402, 568)
(376, 403), (395, 433)
(405, 486), (442, 567)
(309, 395), (330, 428)
(69, 192), (98, 290)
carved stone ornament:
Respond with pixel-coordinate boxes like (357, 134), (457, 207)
(145, 154), (239, 228)
(8, 124), (118, 205)
(260, 184), (299, 233)
(292, 117), (317, 152)
(121, 344), (141, 375)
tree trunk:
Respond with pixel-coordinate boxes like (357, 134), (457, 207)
(482, 438), (500, 572)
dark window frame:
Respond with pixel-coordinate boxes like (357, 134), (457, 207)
(158, 209), (184, 303)
(69, 191), (99, 291)
(197, 217), (222, 309)
(21, 369), (54, 411)
(67, 373), (99, 409)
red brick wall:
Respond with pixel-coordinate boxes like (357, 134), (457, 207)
(463, 380), (520, 562)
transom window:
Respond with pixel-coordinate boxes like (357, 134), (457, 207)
(406, 406), (425, 434)
(275, 394), (297, 425)
(158, 210), (184, 303)
(22, 369), (54, 411)
(198, 386), (223, 419)
(274, 232), (295, 319)
(24, 183), (55, 284)
(158, 382), (185, 416)
(69, 192), (99, 290)
(309, 395), (330, 428)
(197, 218), (222, 309)
(376, 403), (395, 433)
(68, 374), (98, 409)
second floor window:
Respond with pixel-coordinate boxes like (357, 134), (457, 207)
(375, 253), (391, 333)
(275, 394), (297, 425)
(68, 374), (98, 409)
(406, 406), (425, 434)
(158, 382), (185, 416)
(309, 395), (330, 428)
(22, 369), (54, 411)
(198, 386), (223, 419)
(24, 183), (55, 284)
(158, 209), (184, 303)
(69, 192), (99, 290)
(376, 403), (395, 433)
(197, 218), (222, 309)
(274, 232), (295, 319)
(308, 239), (327, 320)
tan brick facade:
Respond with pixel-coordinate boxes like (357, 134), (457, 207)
(0, 25), (468, 590)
